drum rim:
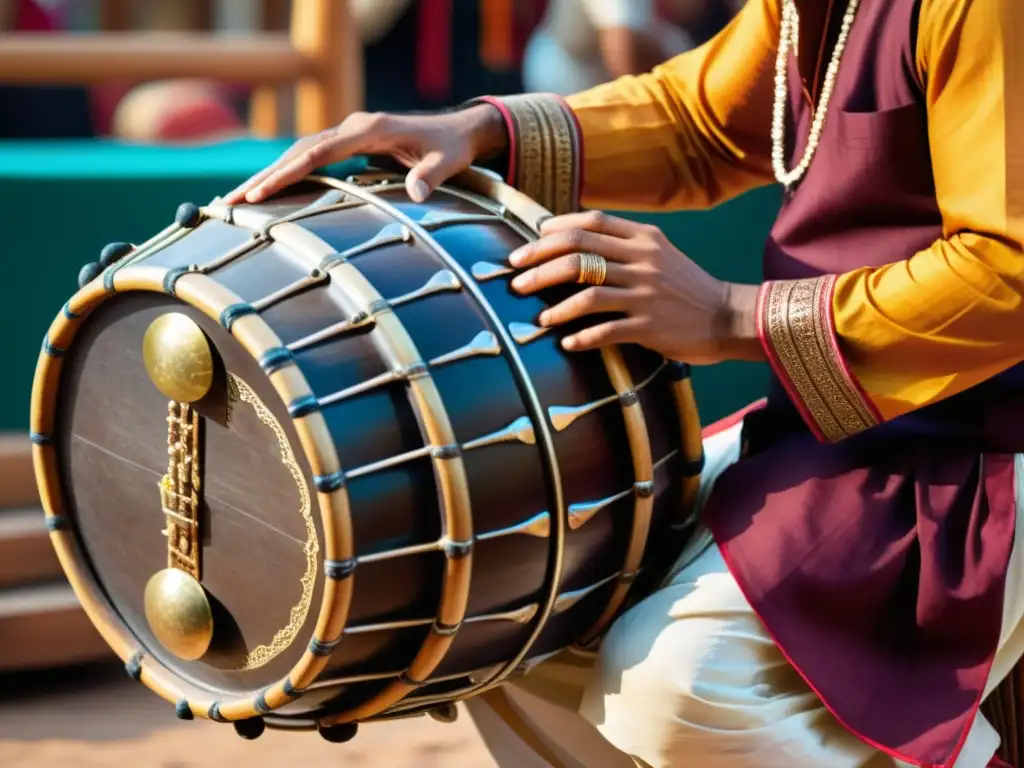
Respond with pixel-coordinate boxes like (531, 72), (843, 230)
(32, 258), (355, 724)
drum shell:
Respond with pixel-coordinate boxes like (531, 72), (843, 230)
(32, 171), (703, 725)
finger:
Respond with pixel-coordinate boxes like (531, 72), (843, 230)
(509, 228), (631, 269)
(245, 132), (370, 203)
(510, 254), (630, 295)
(406, 149), (463, 203)
(222, 134), (324, 204)
(537, 287), (632, 327)
(223, 166), (278, 205)
(248, 111), (401, 203)
(562, 317), (646, 352)
(539, 210), (638, 239)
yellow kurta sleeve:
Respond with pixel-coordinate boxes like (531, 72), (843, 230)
(759, 0), (1023, 441)
(471, 0), (780, 215)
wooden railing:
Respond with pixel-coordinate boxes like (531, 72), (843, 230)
(0, 434), (111, 671)
(0, 0), (363, 137)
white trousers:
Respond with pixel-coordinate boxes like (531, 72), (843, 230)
(467, 425), (1024, 768)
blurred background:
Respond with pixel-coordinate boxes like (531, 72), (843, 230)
(0, 1), (777, 765)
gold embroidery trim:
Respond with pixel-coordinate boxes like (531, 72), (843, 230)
(762, 277), (878, 442)
(159, 401), (202, 580)
(227, 373), (319, 671)
(498, 94), (581, 215)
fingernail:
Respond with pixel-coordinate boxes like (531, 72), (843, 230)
(538, 311), (550, 326)
(245, 188), (262, 202)
(409, 179), (429, 203)
(509, 250), (524, 266)
(561, 337), (577, 350)
(511, 275), (526, 291)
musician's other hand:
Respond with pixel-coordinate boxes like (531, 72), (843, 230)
(508, 212), (763, 364)
(223, 105), (508, 206)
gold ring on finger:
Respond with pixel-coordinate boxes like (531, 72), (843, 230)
(576, 252), (608, 287)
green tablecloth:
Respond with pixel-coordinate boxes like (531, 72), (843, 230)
(0, 138), (779, 430)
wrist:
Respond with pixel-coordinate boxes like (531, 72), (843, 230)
(465, 103), (509, 160)
(716, 282), (765, 362)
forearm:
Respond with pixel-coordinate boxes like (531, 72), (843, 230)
(465, 104), (510, 161)
(720, 283), (764, 363)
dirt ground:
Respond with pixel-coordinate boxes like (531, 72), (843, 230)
(0, 663), (498, 768)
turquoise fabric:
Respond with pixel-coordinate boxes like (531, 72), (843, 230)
(0, 138), (779, 431)
(0, 138), (295, 180)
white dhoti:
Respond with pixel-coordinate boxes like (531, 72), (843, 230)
(466, 424), (1024, 768)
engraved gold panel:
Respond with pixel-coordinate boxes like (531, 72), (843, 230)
(227, 373), (319, 672)
(159, 401), (203, 578)
(147, 397), (212, 661)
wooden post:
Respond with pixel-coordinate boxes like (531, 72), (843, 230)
(249, 0), (291, 138)
(99, 0), (132, 31)
(248, 86), (282, 138)
(262, 0), (291, 30)
(290, 0), (364, 136)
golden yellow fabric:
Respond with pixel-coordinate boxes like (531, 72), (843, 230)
(565, 0), (1022, 423)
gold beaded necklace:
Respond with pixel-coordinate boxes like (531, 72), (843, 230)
(771, 0), (861, 188)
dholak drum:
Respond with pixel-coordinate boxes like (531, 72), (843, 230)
(31, 167), (704, 740)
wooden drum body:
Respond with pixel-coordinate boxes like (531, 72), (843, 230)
(31, 168), (703, 737)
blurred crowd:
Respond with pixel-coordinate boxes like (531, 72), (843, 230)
(0, 0), (742, 143)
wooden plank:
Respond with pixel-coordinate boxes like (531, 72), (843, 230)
(247, 0), (293, 138)
(0, 33), (313, 85)
(0, 582), (112, 670)
(0, 507), (61, 590)
(0, 433), (37, 508)
(99, 0), (132, 31)
(292, 0), (364, 135)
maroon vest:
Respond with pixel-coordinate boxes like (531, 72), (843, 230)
(703, 1), (1019, 765)
(767, 0), (939, 281)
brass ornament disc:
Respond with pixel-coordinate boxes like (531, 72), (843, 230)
(144, 567), (214, 661)
(143, 313), (214, 403)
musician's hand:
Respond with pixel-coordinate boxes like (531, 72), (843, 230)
(508, 212), (764, 365)
(223, 105), (507, 206)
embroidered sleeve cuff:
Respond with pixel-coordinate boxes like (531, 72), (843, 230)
(756, 277), (881, 443)
(469, 94), (584, 216)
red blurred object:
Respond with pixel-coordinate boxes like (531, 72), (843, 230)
(416, 0), (548, 101)
(417, 0), (453, 101)
(513, 0), (547, 62)
(14, 0), (55, 31)
(112, 80), (244, 143)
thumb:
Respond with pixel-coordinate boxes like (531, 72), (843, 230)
(405, 150), (461, 203)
